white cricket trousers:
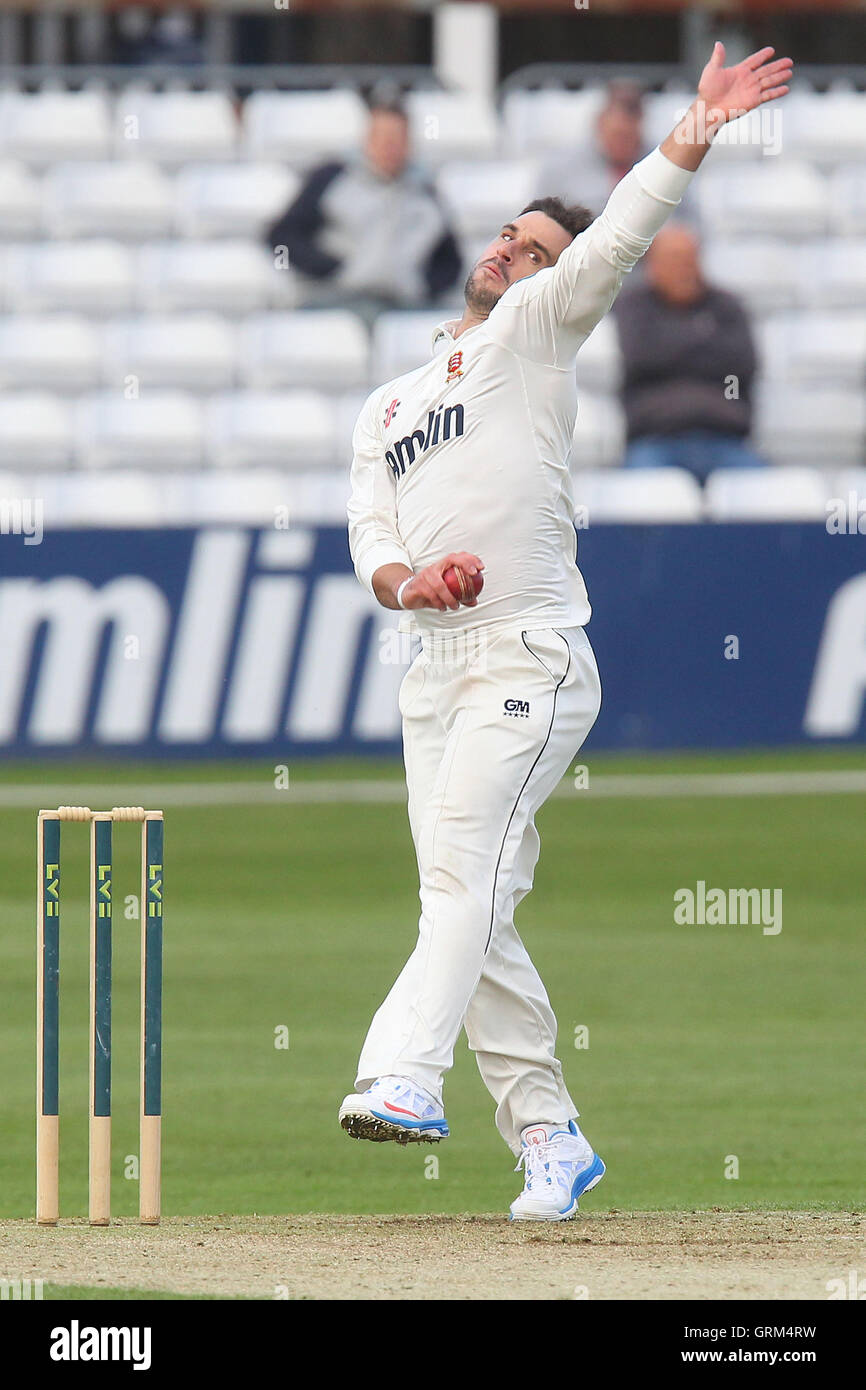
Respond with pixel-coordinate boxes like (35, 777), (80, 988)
(355, 624), (602, 1155)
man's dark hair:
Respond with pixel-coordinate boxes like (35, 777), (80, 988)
(519, 197), (594, 241)
(366, 84), (408, 122)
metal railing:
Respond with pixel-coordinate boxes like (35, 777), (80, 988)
(0, 63), (441, 93)
(502, 61), (866, 95)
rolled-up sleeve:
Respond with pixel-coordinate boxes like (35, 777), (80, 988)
(489, 147), (696, 369)
(347, 389), (414, 595)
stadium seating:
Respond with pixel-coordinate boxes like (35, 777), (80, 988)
(0, 392), (74, 466)
(754, 385), (866, 466)
(0, 90), (112, 163)
(696, 161), (828, 238)
(404, 91), (500, 162)
(174, 163), (299, 238)
(702, 238), (801, 313)
(757, 312), (866, 386)
(102, 315), (237, 391)
(238, 311), (369, 390)
(829, 166), (866, 234)
(75, 391), (205, 469)
(704, 467), (832, 521)
(783, 91), (866, 165)
(242, 90), (367, 165)
(114, 90), (239, 163)
(573, 467), (704, 522)
(0, 80), (860, 521)
(204, 391), (335, 468)
(501, 88), (604, 158)
(0, 160), (41, 235)
(137, 241), (277, 313)
(6, 241), (135, 312)
(50, 469), (171, 527)
(805, 240), (866, 307)
(0, 315), (102, 390)
(42, 161), (174, 239)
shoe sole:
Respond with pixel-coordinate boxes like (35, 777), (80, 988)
(339, 1108), (447, 1145)
(510, 1155), (606, 1222)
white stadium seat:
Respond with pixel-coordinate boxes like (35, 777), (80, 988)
(174, 163), (299, 239)
(783, 93), (866, 166)
(205, 391), (336, 468)
(0, 315), (102, 390)
(42, 161), (173, 239)
(75, 391), (204, 469)
(831, 467), (866, 514)
(575, 316), (622, 396)
(804, 240), (866, 308)
(372, 309), (458, 381)
(6, 241), (135, 313)
(0, 393), (73, 466)
(757, 312), (866, 386)
(238, 311), (369, 390)
(0, 90), (111, 163)
(115, 90), (238, 163)
(436, 160), (538, 240)
(0, 160), (41, 236)
(405, 91), (500, 162)
(501, 88), (604, 158)
(102, 315), (237, 391)
(704, 467), (831, 522)
(830, 166), (866, 235)
(697, 162), (828, 239)
(571, 394), (626, 469)
(43, 470), (172, 527)
(754, 385), (866, 466)
(572, 467), (703, 523)
(137, 241), (274, 312)
(242, 90), (367, 165)
(261, 469), (351, 524)
(0, 470), (25, 497)
(181, 470), (295, 525)
(703, 238), (802, 313)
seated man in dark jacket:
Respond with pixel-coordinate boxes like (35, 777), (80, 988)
(613, 225), (764, 481)
(266, 98), (462, 322)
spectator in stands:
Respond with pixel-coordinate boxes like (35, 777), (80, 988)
(114, 6), (204, 66)
(266, 98), (462, 324)
(613, 225), (764, 481)
(537, 82), (648, 216)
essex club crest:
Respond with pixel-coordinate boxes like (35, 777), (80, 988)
(446, 350), (464, 383)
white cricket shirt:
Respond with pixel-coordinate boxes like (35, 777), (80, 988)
(348, 147), (694, 635)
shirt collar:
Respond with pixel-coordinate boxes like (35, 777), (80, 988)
(431, 318), (460, 356)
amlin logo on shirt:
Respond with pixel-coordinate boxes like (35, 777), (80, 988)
(386, 403), (465, 479)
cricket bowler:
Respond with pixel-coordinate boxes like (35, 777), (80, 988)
(340, 44), (793, 1220)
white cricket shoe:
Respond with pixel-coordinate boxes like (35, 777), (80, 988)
(509, 1120), (605, 1221)
(339, 1075), (450, 1144)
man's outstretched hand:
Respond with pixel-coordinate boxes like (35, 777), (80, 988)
(660, 41), (793, 170)
(699, 42), (793, 123)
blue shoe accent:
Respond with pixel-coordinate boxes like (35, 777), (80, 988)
(565, 1152), (605, 1212)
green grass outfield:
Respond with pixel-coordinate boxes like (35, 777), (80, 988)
(1, 748), (863, 1221)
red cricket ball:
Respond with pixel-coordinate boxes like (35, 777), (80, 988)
(443, 565), (484, 605)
